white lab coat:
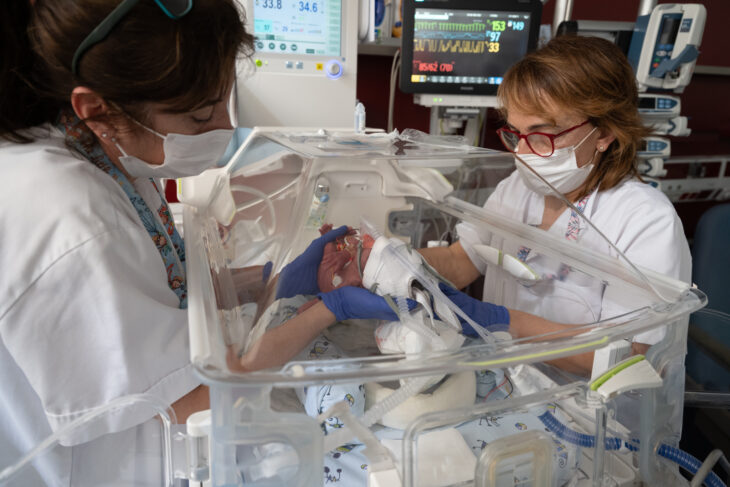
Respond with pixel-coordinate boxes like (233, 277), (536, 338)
(0, 126), (199, 486)
(457, 170), (691, 346)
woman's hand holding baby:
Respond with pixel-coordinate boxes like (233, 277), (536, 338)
(275, 225), (351, 299)
(318, 286), (417, 322)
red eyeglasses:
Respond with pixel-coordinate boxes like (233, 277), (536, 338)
(496, 120), (590, 157)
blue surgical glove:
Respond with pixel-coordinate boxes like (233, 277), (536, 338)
(438, 283), (510, 337)
(275, 225), (350, 299)
(318, 286), (418, 322)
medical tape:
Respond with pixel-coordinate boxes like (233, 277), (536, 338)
(384, 239), (496, 346)
(378, 285), (440, 341)
(393, 290), (441, 343)
(395, 293), (446, 346)
(413, 288), (441, 335)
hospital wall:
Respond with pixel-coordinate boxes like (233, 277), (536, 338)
(355, 0), (730, 240)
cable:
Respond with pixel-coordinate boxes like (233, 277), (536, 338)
(429, 217), (441, 242)
(469, 170), (482, 205)
(438, 218), (452, 244)
(438, 166), (468, 243)
(387, 49), (401, 133)
(474, 109), (484, 147)
(539, 411), (622, 450)
(658, 445), (726, 487)
(692, 450), (728, 487)
(504, 374), (514, 399)
(538, 411), (728, 487)
(482, 376), (508, 402)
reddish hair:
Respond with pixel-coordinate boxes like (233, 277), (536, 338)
(498, 35), (650, 199)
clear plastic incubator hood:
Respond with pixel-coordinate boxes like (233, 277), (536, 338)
(179, 128), (707, 487)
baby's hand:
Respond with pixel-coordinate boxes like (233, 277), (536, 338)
(319, 223), (356, 237)
(319, 223), (334, 235)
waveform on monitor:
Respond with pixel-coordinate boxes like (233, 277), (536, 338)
(415, 20), (487, 32)
(416, 31), (485, 40)
(414, 39), (500, 54)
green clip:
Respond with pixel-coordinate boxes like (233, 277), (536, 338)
(590, 355), (646, 391)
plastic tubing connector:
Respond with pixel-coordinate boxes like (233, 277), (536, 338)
(539, 411), (727, 487)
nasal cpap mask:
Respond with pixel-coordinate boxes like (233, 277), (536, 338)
(358, 216), (496, 341)
(352, 227), (489, 430)
(361, 234), (466, 355)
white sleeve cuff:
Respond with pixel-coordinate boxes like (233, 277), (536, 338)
(49, 363), (200, 447)
(455, 221), (488, 275)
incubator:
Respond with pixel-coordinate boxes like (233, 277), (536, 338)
(1, 129), (711, 487)
(172, 128), (710, 487)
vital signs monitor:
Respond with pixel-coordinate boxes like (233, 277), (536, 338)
(235, 0), (359, 128)
(399, 0), (542, 96)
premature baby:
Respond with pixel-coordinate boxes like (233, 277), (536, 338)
(303, 223), (466, 356)
(316, 223), (375, 293)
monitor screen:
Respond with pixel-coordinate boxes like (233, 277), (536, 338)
(638, 96), (657, 109)
(400, 0), (541, 95)
(252, 0), (342, 57)
(658, 14), (682, 46)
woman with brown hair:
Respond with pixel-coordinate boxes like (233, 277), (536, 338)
(420, 35), (691, 375)
(0, 0), (391, 484)
(0, 1), (255, 484)
(0, 2), (416, 482)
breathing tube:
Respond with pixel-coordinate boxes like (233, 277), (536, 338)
(323, 221), (460, 451)
(656, 445), (726, 487)
(538, 410), (622, 450)
(323, 375), (432, 453)
(538, 411), (727, 487)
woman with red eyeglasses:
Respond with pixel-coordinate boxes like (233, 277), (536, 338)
(420, 35), (690, 376)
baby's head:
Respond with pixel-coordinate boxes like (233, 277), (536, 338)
(317, 224), (375, 293)
(317, 225), (466, 357)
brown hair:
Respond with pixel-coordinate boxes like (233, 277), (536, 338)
(1, 0), (254, 143)
(498, 35), (650, 199)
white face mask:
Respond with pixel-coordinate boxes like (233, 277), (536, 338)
(515, 126), (598, 196)
(115, 121), (234, 179)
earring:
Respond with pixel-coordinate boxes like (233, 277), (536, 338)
(101, 132), (108, 138)
(599, 145), (604, 151)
